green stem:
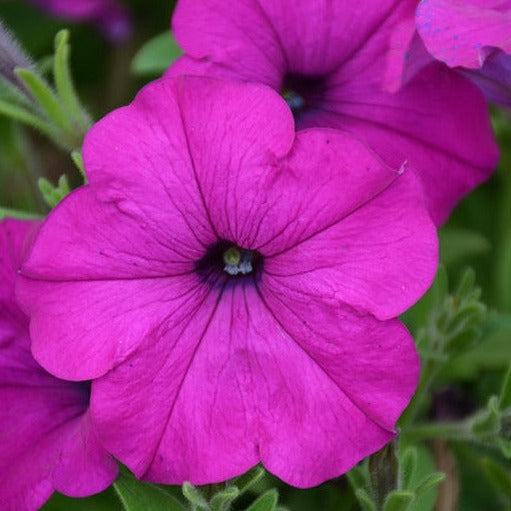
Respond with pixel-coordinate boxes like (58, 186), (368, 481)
(401, 421), (472, 442)
(399, 358), (439, 428)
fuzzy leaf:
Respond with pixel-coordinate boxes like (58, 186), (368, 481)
(499, 366), (511, 411)
(230, 466), (266, 496)
(0, 206), (41, 220)
(471, 396), (501, 435)
(210, 486), (240, 511)
(400, 447), (417, 490)
(414, 472), (446, 498)
(38, 175), (70, 208)
(182, 482), (210, 510)
(113, 470), (186, 511)
(131, 32), (182, 76)
(382, 491), (414, 511)
(245, 490), (279, 511)
(15, 67), (69, 130)
(0, 98), (53, 136)
(480, 457), (511, 498)
(53, 30), (90, 130)
(354, 489), (376, 511)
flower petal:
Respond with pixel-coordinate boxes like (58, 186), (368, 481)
(314, 63), (499, 225)
(172, 0), (411, 78)
(416, 0), (511, 69)
(52, 412), (118, 497)
(92, 280), (418, 488)
(264, 166), (438, 320)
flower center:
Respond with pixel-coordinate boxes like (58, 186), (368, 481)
(281, 72), (327, 120)
(223, 246), (255, 276)
(195, 240), (262, 281)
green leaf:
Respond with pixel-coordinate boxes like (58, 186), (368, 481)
(182, 482), (210, 510)
(471, 396), (501, 435)
(230, 466), (266, 495)
(413, 472), (445, 498)
(0, 98), (53, 136)
(346, 464), (369, 492)
(499, 366), (511, 411)
(496, 437), (511, 458)
(38, 174), (70, 208)
(0, 75), (33, 108)
(245, 489), (279, 511)
(480, 457), (511, 498)
(15, 67), (69, 130)
(399, 447), (417, 490)
(354, 489), (376, 511)
(53, 30), (90, 130)
(382, 491), (414, 511)
(0, 206), (41, 220)
(210, 486), (240, 511)
(131, 32), (183, 76)
(71, 150), (87, 182)
(113, 470), (186, 511)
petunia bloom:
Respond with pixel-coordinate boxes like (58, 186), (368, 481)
(167, 0), (499, 226)
(31, 0), (131, 42)
(0, 219), (117, 511)
(18, 76), (438, 488)
(416, 0), (511, 107)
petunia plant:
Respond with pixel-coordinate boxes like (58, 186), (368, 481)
(0, 2), (511, 511)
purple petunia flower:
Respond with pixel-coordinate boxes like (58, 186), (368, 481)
(167, 0), (499, 226)
(0, 219), (117, 511)
(18, 76), (438, 488)
(32, 0), (131, 41)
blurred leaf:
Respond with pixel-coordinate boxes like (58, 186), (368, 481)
(354, 489), (376, 511)
(413, 473), (446, 498)
(38, 174), (70, 208)
(15, 67), (69, 130)
(53, 30), (90, 130)
(71, 150), (86, 182)
(210, 486), (240, 511)
(382, 491), (414, 511)
(499, 366), (511, 411)
(0, 205), (41, 219)
(41, 488), (122, 511)
(0, 98), (53, 135)
(0, 75), (33, 108)
(230, 466), (266, 496)
(400, 447), (417, 491)
(245, 489), (279, 511)
(481, 457), (511, 500)
(471, 396), (500, 435)
(347, 464), (369, 492)
(132, 32), (183, 77)
(182, 482), (209, 509)
(439, 228), (490, 265)
(406, 444), (438, 511)
(113, 470), (186, 511)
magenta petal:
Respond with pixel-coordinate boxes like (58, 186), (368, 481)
(17, 271), (206, 381)
(52, 412), (117, 497)
(0, 219), (117, 510)
(170, 0), (499, 224)
(416, 0), (511, 69)
(92, 281), (417, 488)
(317, 63), (499, 225)
(265, 169), (438, 320)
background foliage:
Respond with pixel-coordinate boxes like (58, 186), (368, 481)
(0, 1), (510, 509)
